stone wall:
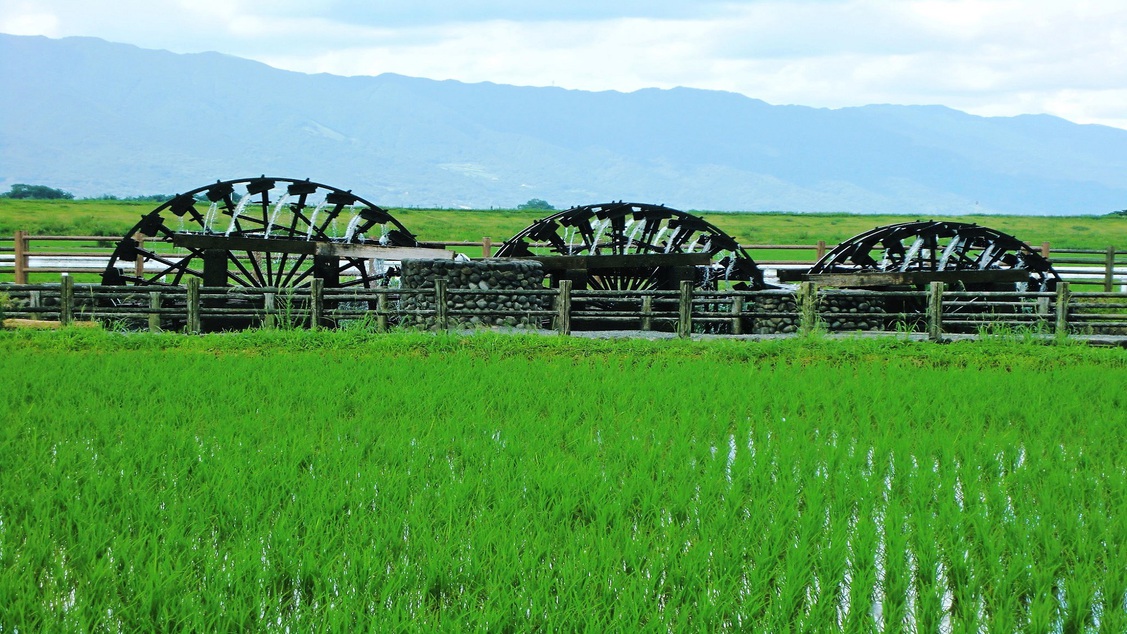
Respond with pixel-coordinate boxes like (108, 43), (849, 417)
(741, 292), (888, 334)
(746, 295), (799, 334)
(400, 259), (548, 330)
(818, 293), (889, 332)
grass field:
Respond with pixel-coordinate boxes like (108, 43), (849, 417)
(2, 199), (1125, 251)
(1, 330), (1124, 631)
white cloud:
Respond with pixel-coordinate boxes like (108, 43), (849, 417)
(0, 10), (59, 36)
(3, 0), (1126, 128)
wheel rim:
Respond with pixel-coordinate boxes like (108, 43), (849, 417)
(494, 202), (767, 290)
(810, 220), (1060, 291)
(101, 177), (417, 288)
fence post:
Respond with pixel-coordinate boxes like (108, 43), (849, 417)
(13, 230), (27, 284)
(1055, 282), (1071, 337)
(135, 235), (146, 278)
(798, 282), (818, 334)
(1041, 242), (1051, 259)
(186, 277), (201, 334)
(678, 280), (693, 339)
(926, 281), (945, 341)
(263, 292), (276, 329)
(1105, 246), (1116, 292)
(59, 274), (74, 326)
(816, 240), (827, 260)
(149, 290), (161, 332)
(434, 279), (448, 331)
(556, 280), (572, 335)
(640, 294), (653, 331)
(377, 291), (389, 331)
(309, 278), (323, 329)
(730, 294), (744, 335)
(482, 237), (493, 258)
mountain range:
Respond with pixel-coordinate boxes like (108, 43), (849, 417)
(2, 33), (1126, 214)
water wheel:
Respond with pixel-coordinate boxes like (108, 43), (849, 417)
(493, 201), (767, 291)
(101, 176), (421, 289)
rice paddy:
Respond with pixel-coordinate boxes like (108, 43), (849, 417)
(0, 330), (1124, 631)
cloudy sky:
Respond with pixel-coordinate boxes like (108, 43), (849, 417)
(3, 0), (1126, 129)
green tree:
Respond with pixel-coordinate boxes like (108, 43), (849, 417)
(517, 198), (555, 211)
(0, 184), (75, 200)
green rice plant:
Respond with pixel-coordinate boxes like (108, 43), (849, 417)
(0, 331), (1123, 630)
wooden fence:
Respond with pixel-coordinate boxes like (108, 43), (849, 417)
(2, 232), (1124, 290)
(3, 279), (1124, 342)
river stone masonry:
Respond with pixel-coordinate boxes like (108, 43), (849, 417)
(818, 292), (889, 332)
(400, 259), (548, 330)
(743, 292), (888, 334)
(746, 294), (799, 334)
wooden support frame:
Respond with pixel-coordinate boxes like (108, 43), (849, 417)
(170, 233), (453, 261)
(202, 249), (228, 287)
(529, 252), (711, 272)
(802, 269), (1030, 288)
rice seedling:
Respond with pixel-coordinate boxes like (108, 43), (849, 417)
(0, 331), (1123, 630)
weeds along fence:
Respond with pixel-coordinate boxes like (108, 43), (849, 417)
(3, 233), (1126, 290)
(3, 278), (1125, 341)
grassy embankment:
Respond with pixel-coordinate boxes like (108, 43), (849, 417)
(1, 330), (1124, 630)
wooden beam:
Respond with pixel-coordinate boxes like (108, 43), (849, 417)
(315, 243), (454, 261)
(776, 268), (810, 283)
(800, 269), (1030, 288)
(173, 234), (316, 254)
(528, 252), (711, 271)
(171, 234), (453, 260)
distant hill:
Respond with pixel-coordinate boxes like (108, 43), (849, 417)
(2, 33), (1126, 214)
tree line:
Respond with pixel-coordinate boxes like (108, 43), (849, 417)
(0, 184), (176, 202)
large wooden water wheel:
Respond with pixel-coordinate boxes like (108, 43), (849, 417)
(493, 202), (767, 291)
(101, 176), (446, 289)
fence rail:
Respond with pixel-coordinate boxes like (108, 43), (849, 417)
(1, 232), (1124, 290)
(3, 279), (1124, 343)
